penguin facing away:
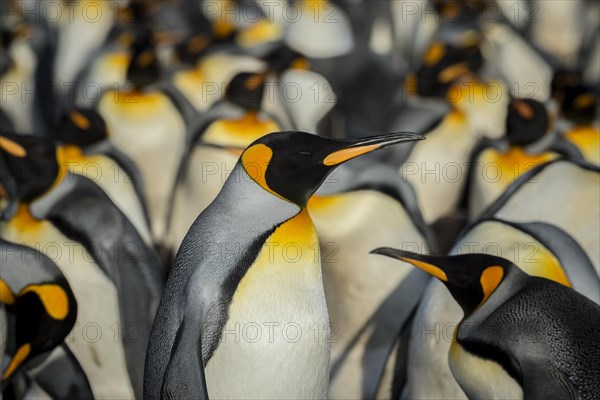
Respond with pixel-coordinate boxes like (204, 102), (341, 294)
(307, 161), (433, 400)
(372, 249), (600, 400)
(55, 107), (153, 246)
(144, 130), (424, 400)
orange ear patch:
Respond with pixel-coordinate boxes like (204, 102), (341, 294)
(0, 279), (16, 305)
(2, 343), (31, 380)
(512, 100), (535, 120)
(424, 42), (445, 66)
(20, 284), (69, 320)
(242, 143), (286, 201)
(0, 137), (27, 157)
(187, 34), (209, 54)
(70, 111), (91, 130)
(136, 50), (155, 67)
(480, 266), (504, 304)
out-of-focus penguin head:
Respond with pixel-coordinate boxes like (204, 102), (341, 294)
(126, 27), (160, 90)
(415, 37), (483, 97)
(56, 108), (108, 146)
(225, 72), (267, 111)
(0, 132), (58, 204)
(371, 249), (518, 315)
(264, 45), (310, 74)
(505, 99), (549, 146)
(240, 131), (424, 206)
(551, 71), (597, 124)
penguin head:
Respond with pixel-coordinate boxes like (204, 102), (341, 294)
(240, 131), (424, 206)
(126, 27), (160, 90)
(415, 36), (483, 97)
(56, 108), (108, 147)
(0, 276), (78, 382)
(433, 0), (487, 25)
(264, 44), (310, 74)
(0, 132), (58, 204)
(551, 70), (598, 124)
(174, 8), (214, 64)
(505, 99), (549, 146)
(0, 26), (18, 77)
(225, 72), (267, 111)
(371, 249), (518, 315)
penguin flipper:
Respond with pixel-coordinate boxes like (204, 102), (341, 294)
(519, 360), (578, 400)
(162, 317), (209, 400)
(29, 344), (95, 400)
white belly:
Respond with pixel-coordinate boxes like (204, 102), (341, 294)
(99, 91), (186, 244)
(205, 210), (330, 399)
(309, 191), (428, 399)
(450, 341), (523, 400)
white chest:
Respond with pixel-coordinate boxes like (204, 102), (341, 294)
(205, 210), (330, 399)
(450, 340), (523, 400)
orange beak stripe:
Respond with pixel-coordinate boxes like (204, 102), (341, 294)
(323, 144), (381, 166)
(398, 257), (448, 282)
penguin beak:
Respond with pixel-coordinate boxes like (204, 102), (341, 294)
(323, 132), (425, 166)
(371, 248), (448, 282)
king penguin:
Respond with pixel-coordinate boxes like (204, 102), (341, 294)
(55, 107), (153, 246)
(393, 35), (509, 224)
(0, 238), (94, 399)
(372, 249), (600, 400)
(167, 70), (280, 253)
(144, 130), (424, 399)
(0, 23), (37, 134)
(98, 27), (187, 248)
(400, 158), (600, 400)
(466, 98), (562, 219)
(0, 131), (163, 399)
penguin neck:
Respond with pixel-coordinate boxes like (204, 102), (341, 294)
(461, 266), (528, 327)
(217, 163), (302, 222)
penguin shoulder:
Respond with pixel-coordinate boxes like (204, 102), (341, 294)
(458, 278), (600, 399)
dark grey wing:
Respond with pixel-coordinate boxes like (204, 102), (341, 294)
(460, 278), (600, 400)
(29, 344), (95, 400)
(147, 226), (274, 400)
(40, 175), (162, 399)
(161, 289), (209, 400)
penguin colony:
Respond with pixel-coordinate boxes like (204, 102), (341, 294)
(0, 1), (598, 399)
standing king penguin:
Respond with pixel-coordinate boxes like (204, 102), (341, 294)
(167, 71), (280, 253)
(144, 130), (424, 399)
(372, 249), (600, 400)
(98, 25), (187, 248)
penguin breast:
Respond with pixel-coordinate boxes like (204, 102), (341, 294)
(449, 340), (523, 400)
(204, 208), (330, 400)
